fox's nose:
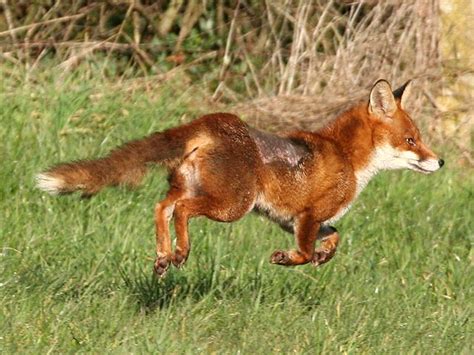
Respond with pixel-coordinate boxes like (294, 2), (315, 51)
(438, 159), (445, 168)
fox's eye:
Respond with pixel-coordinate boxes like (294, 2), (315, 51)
(406, 137), (416, 146)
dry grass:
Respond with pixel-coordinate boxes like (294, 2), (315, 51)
(229, 1), (441, 129)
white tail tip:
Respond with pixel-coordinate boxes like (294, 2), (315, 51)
(36, 173), (64, 195)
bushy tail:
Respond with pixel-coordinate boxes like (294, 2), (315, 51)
(36, 128), (189, 196)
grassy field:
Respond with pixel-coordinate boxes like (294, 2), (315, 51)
(0, 76), (472, 353)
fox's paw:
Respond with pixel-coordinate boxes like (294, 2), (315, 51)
(311, 248), (333, 267)
(171, 249), (189, 268)
(270, 250), (291, 265)
(154, 254), (170, 277)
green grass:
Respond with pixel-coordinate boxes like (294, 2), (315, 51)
(0, 76), (473, 353)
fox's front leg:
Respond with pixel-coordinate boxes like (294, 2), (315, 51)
(312, 226), (340, 267)
(271, 214), (319, 266)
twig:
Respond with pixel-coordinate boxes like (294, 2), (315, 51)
(117, 50), (219, 89)
(100, 2), (135, 76)
(214, 0), (241, 99)
(122, 32), (155, 68)
(0, 13), (90, 38)
(1, 41), (166, 50)
(158, 0), (184, 36)
(174, 0), (204, 52)
(1, 0), (17, 44)
(58, 41), (107, 72)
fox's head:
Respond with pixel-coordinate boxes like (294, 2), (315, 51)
(368, 79), (444, 174)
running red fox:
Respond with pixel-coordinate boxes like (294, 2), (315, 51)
(37, 80), (444, 276)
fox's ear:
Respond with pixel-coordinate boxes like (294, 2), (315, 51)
(369, 79), (397, 118)
(393, 80), (412, 110)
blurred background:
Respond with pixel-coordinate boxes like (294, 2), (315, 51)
(1, 2), (473, 352)
(1, 0), (472, 161)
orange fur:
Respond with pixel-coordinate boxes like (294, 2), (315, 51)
(37, 80), (444, 276)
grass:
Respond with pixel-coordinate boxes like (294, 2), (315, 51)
(0, 75), (472, 353)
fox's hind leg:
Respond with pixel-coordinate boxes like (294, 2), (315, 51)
(154, 187), (184, 277)
(171, 194), (251, 268)
(312, 226), (340, 267)
(171, 196), (214, 268)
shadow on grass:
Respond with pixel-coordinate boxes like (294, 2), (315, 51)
(119, 265), (218, 312)
(118, 260), (328, 313)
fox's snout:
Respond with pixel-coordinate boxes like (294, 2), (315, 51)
(399, 141), (444, 174)
(411, 156), (444, 174)
(381, 145), (444, 174)
(410, 141), (444, 174)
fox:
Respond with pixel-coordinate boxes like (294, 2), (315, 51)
(37, 79), (444, 276)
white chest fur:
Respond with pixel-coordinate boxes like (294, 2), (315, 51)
(324, 145), (391, 225)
